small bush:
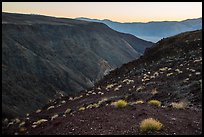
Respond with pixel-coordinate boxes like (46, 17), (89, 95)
(15, 118), (21, 124)
(79, 107), (85, 111)
(171, 101), (187, 109)
(98, 98), (108, 105)
(19, 121), (25, 127)
(148, 100), (161, 107)
(19, 127), (26, 133)
(33, 119), (48, 125)
(86, 103), (99, 109)
(36, 109), (41, 113)
(64, 108), (72, 114)
(51, 114), (59, 121)
(112, 99), (128, 108)
(151, 88), (158, 95)
(92, 103), (99, 108)
(47, 106), (55, 110)
(140, 118), (163, 133)
(135, 100), (144, 104)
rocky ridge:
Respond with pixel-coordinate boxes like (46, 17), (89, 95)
(2, 30), (202, 135)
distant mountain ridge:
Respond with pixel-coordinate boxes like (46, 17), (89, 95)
(76, 17), (202, 42)
(2, 12), (153, 118)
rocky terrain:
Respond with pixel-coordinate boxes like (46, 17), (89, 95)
(2, 30), (202, 135)
(2, 12), (153, 118)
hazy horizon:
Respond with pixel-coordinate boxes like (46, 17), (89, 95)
(2, 2), (202, 23)
(2, 11), (202, 24)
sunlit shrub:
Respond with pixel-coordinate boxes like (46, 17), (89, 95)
(112, 99), (128, 108)
(135, 100), (144, 104)
(32, 119), (48, 125)
(64, 108), (72, 114)
(79, 107), (85, 111)
(140, 118), (163, 133)
(171, 101), (187, 109)
(148, 100), (161, 107)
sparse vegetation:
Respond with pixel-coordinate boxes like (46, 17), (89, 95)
(140, 118), (163, 133)
(92, 103), (99, 108)
(106, 83), (117, 90)
(19, 127), (26, 133)
(135, 100), (144, 104)
(32, 119), (48, 125)
(86, 103), (99, 109)
(79, 107), (86, 111)
(47, 106), (55, 110)
(151, 88), (158, 95)
(15, 118), (21, 124)
(64, 108), (72, 114)
(148, 100), (161, 107)
(98, 98), (108, 105)
(112, 99), (128, 108)
(51, 114), (59, 121)
(19, 121), (25, 127)
(171, 101), (188, 109)
(36, 109), (41, 113)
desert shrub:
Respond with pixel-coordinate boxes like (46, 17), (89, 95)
(15, 118), (21, 124)
(86, 103), (99, 109)
(171, 101), (187, 109)
(148, 100), (161, 107)
(112, 99), (128, 108)
(33, 119), (48, 125)
(47, 106), (55, 110)
(140, 118), (163, 133)
(64, 108), (72, 114)
(79, 107), (85, 111)
(92, 103), (99, 108)
(135, 100), (144, 104)
(151, 88), (158, 95)
(19, 121), (25, 127)
(19, 127), (26, 133)
(36, 109), (41, 113)
(98, 98), (108, 105)
(51, 114), (59, 121)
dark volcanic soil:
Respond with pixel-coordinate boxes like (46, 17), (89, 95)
(2, 30), (202, 135)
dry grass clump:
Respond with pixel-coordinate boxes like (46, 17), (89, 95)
(171, 101), (188, 109)
(78, 107), (86, 111)
(86, 103), (99, 109)
(112, 99), (128, 108)
(33, 119), (48, 125)
(135, 100), (144, 104)
(140, 118), (163, 133)
(151, 88), (158, 95)
(64, 108), (72, 114)
(19, 121), (25, 127)
(19, 127), (26, 133)
(148, 100), (161, 107)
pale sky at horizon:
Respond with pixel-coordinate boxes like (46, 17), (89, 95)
(2, 2), (202, 23)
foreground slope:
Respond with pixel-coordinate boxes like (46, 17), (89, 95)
(2, 12), (153, 118)
(2, 30), (202, 135)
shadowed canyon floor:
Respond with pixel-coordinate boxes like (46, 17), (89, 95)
(2, 12), (153, 118)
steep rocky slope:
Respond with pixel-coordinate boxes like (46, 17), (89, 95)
(2, 30), (202, 135)
(2, 12), (153, 118)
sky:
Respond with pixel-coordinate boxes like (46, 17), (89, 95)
(2, 2), (202, 23)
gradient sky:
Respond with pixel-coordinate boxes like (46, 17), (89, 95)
(2, 2), (202, 22)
